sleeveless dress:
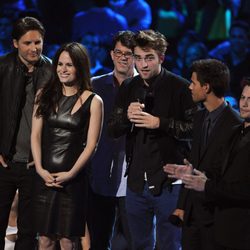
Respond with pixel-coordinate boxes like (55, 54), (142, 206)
(34, 93), (95, 237)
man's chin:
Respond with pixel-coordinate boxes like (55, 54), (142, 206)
(139, 72), (150, 79)
(28, 56), (40, 62)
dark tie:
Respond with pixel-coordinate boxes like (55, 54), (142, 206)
(203, 117), (211, 146)
(200, 116), (211, 156)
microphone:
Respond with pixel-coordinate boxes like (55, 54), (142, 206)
(130, 88), (147, 133)
(130, 98), (142, 133)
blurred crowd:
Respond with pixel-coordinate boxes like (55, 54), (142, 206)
(0, 0), (249, 103)
(1, 1), (250, 250)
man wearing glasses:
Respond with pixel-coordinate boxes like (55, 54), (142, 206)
(108, 30), (196, 250)
(88, 30), (136, 250)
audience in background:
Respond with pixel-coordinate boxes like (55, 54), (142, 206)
(182, 42), (208, 79)
(81, 32), (111, 77)
(0, 13), (13, 55)
(1, 1), (249, 249)
(109, 0), (152, 31)
(210, 20), (250, 100)
(164, 29), (201, 75)
(72, 0), (128, 45)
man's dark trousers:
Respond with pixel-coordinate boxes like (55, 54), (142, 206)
(0, 161), (36, 250)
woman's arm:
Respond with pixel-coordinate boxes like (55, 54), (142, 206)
(54, 94), (104, 184)
(31, 98), (55, 186)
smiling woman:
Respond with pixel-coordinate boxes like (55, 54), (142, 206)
(31, 42), (103, 250)
(56, 51), (76, 87)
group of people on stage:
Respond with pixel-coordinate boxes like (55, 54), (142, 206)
(0, 15), (250, 250)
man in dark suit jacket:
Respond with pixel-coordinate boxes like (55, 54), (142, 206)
(88, 30), (136, 250)
(180, 78), (250, 250)
(108, 30), (196, 250)
(164, 59), (242, 250)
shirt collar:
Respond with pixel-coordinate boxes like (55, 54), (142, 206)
(206, 101), (227, 123)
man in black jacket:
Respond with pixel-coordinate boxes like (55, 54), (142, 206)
(164, 59), (242, 250)
(180, 77), (250, 250)
(108, 30), (195, 250)
(0, 17), (52, 250)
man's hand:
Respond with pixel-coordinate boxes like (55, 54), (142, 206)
(127, 102), (160, 129)
(0, 154), (8, 168)
(182, 169), (208, 191)
(163, 160), (193, 179)
(132, 111), (160, 129)
(173, 208), (184, 221)
(127, 102), (145, 120)
(168, 209), (184, 227)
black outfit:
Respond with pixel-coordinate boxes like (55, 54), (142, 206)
(34, 93), (95, 237)
(108, 68), (196, 249)
(178, 104), (242, 250)
(205, 124), (250, 250)
(0, 51), (52, 250)
(108, 68), (195, 194)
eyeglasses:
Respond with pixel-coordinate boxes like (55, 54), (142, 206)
(134, 55), (156, 62)
(113, 49), (133, 59)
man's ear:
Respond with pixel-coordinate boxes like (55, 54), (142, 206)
(159, 54), (165, 64)
(13, 39), (18, 49)
(110, 50), (114, 61)
(205, 83), (211, 94)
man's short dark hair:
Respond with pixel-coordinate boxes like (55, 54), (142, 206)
(134, 30), (168, 55)
(191, 59), (230, 98)
(12, 16), (45, 40)
(112, 30), (135, 50)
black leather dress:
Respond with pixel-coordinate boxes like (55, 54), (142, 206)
(34, 93), (95, 237)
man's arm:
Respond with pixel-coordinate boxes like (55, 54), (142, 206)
(160, 83), (197, 140)
(205, 178), (250, 205)
(159, 106), (197, 140)
(182, 169), (250, 206)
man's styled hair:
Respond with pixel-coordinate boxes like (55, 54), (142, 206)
(134, 30), (168, 55)
(112, 30), (135, 50)
(191, 59), (230, 98)
(12, 16), (45, 40)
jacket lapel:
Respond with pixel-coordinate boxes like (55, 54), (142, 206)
(198, 106), (229, 163)
(191, 110), (206, 168)
(220, 125), (241, 175)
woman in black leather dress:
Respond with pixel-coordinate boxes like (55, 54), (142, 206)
(31, 42), (103, 250)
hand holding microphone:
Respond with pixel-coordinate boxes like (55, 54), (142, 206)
(127, 99), (145, 132)
(127, 99), (160, 130)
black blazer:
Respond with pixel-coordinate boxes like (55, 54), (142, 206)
(0, 51), (52, 157)
(205, 124), (250, 249)
(179, 105), (242, 226)
(108, 68), (196, 195)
